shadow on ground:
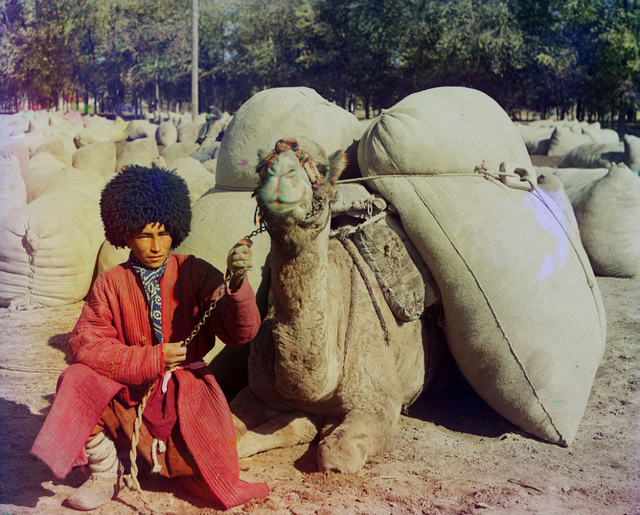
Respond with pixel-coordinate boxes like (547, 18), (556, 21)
(408, 350), (524, 439)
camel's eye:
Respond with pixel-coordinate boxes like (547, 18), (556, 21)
(285, 168), (297, 177)
(267, 165), (277, 176)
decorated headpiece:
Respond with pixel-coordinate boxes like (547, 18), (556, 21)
(100, 165), (192, 249)
(256, 138), (324, 189)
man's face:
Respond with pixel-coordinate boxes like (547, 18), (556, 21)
(125, 222), (172, 269)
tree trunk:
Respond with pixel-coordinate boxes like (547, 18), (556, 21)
(191, 0), (199, 119)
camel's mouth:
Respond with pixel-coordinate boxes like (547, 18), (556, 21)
(298, 196), (326, 226)
(269, 199), (301, 214)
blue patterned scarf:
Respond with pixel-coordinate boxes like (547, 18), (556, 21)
(130, 252), (168, 344)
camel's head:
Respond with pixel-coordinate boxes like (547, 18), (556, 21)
(255, 138), (346, 234)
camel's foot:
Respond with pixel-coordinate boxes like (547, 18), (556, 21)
(317, 434), (369, 473)
(237, 413), (319, 458)
(316, 409), (398, 473)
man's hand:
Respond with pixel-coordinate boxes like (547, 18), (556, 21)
(226, 239), (253, 292)
(163, 341), (187, 370)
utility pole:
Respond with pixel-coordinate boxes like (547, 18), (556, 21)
(191, 0), (199, 120)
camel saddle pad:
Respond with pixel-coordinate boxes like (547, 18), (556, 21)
(351, 222), (425, 322)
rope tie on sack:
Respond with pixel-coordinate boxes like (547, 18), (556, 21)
(336, 161), (536, 191)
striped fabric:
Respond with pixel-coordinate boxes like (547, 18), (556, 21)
(30, 254), (269, 509)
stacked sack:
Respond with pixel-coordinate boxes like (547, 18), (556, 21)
(176, 86), (364, 293)
(0, 164), (105, 309)
(358, 87), (607, 446)
(538, 165), (640, 278)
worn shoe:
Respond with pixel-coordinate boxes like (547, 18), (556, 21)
(66, 474), (117, 511)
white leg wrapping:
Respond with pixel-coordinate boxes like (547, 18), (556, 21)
(85, 432), (119, 478)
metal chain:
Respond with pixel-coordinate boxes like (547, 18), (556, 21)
(180, 225), (269, 348)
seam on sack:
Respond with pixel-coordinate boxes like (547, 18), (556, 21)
(530, 187), (606, 341)
(408, 176), (564, 443)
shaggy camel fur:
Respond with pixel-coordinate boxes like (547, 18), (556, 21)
(230, 139), (442, 473)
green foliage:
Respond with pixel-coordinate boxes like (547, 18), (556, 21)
(0, 0), (638, 125)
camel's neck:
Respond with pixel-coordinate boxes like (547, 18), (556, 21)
(268, 220), (342, 401)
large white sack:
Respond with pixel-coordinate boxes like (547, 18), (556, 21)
(358, 87), (606, 446)
(552, 164), (640, 278)
(174, 188), (270, 294)
(160, 141), (200, 166)
(358, 87), (531, 176)
(547, 127), (593, 157)
(74, 124), (112, 147)
(20, 152), (67, 203)
(581, 124), (620, 145)
(126, 119), (157, 140)
(558, 142), (624, 169)
(115, 138), (165, 173)
(515, 123), (553, 155)
(177, 121), (204, 144)
(50, 119), (84, 141)
(95, 239), (130, 277)
(547, 167), (609, 198)
(624, 134), (640, 174)
(28, 112), (50, 133)
(110, 117), (129, 143)
(1, 139), (30, 170)
(169, 156), (216, 204)
(1, 113), (30, 136)
(535, 170), (579, 232)
(72, 140), (117, 178)
(0, 167), (105, 309)
(29, 135), (76, 167)
(217, 86), (364, 189)
(201, 158), (217, 175)
(156, 121), (178, 146)
(0, 155), (27, 222)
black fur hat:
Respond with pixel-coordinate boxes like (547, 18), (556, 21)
(100, 165), (192, 249)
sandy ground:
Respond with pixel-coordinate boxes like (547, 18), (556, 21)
(1, 154), (639, 515)
(0, 272), (638, 515)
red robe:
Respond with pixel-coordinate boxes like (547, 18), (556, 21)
(31, 254), (269, 510)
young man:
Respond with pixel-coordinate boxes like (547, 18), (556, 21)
(31, 166), (269, 511)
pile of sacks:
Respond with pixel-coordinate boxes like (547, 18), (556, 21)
(514, 119), (640, 174)
(358, 87), (607, 447)
(515, 118), (640, 280)
(0, 107), (229, 308)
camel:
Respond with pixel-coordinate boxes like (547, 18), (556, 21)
(229, 138), (443, 473)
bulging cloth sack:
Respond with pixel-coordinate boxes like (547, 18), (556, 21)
(0, 168), (105, 309)
(552, 164), (640, 278)
(216, 86), (364, 189)
(358, 87), (607, 446)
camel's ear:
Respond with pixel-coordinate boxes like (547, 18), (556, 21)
(257, 148), (270, 161)
(327, 149), (347, 185)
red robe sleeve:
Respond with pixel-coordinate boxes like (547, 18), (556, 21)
(69, 272), (164, 386)
(185, 256), (261, 347)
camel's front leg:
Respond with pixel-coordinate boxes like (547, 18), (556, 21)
(317, 406), (400, 473)
(230, 387), (321, 458)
